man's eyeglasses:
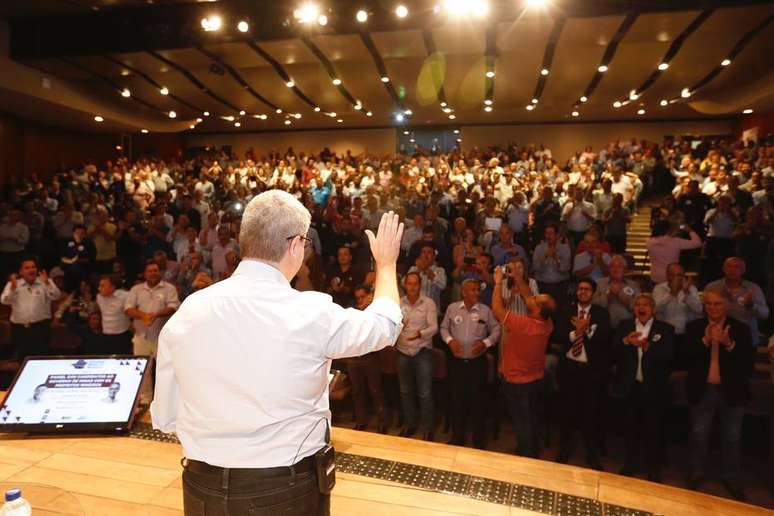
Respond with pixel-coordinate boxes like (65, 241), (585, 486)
(287, 235), (312, 248)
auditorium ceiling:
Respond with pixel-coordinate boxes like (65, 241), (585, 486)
(0, 0), (772, 133)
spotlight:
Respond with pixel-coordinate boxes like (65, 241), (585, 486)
(337, 119), (344, 123)
(314, 106), (321, 112)
(403, 130), (410, 135)
(332, 78), (342, 86)
(285, 120), (292, 125)
(196, 118), (203, 123)
(168, 111), (177, 118)
(484, 106), (493, 112)
(234, 122), (241, 127)
(356, 10), (368, 23)
(204, 111), (210, 116)
(629, 90), (639, 100)
(159, 86), (169, 95)
(396, 5), (408, 18)
(395, 113), (405, 122)
(526, 105), (534, 111)
(409, 139), (415, 143)
(121, 88), (131, 98)
(276, 108), (283, 114)
(286, 80), (295, 88)
(743, 109), (753, 114)
(540, 68), (549, 76)
(613, 101), (622, 108)
(597, 65), (608, 73)
(254, 114), (268, 120)
(294, 4), (320, 24)
(660, 99), (668, 107)
(237, 20), (249, 33)
(443, 107), (452, 113)
(531, 98), (539, 104)
(141, 129), (149, 133)
(318, 14), (328, 26)
(721, 59), (731, 66)
(404, 109), (413, 115)
(224, 116), (235, 122)
(366, 111), (373, 116)
(681, 88), (691, 98)
(381, 76), (390, 83)
(448, 114), (456, 119)
(580, 96), (588, 103)
(239, 110), (246, 116)
(190, 125), (195, 129)
(484, 99), (493, 106)
(453, 129), (460, 134)
(637, 109), (645, 115)
(294, 113), (302, 119)
(658, 62), (669, 71)
(486, 70), (495, 78)
(571, 111), (579, 117)
(329, 112), (337, 117)
(201, 15), (222, 32)
(94, 115), (104, 122)
(354, 104), (362, 110)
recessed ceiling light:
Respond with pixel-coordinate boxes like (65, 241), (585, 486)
(658, 62), (669, 71)
(141, 129), (148, 133)
(597, 65), (608, 73)
(94, 115), (104, 122)
(540, 68), (549, 76)
(237, 20), (249, 33)
(201, 15), (222, 32)
(121, 88), (131, 98)
(366, 111), (373, 116)
(168, 111), (177, 118)
(571, 111), (579, 117)
(203, 111), (210, 116)
(294, 4), (319, 24)
(721, 59), (731, 66)
(396, 4), (408, 18)
(484, 106), (493, 112)
(329, 112), (337, 117)
(403, 130), (410, 135)
(440, 101), (447, 107)
(337, 119), (343, 123)
(448, 114), (456, 119)
(224, 115), (235, 122)
(637, 109), (645, 115)
(317, 14), (328, 26)
(526, 105), (534, 111)
(660, 99), (668, 107)
(120, 69), (130, 76)
(196, 117), (203, 122)
(159, 86), (169, 95)
(285, 120), (292, 125)
(613, 101), (622, 108)
(404, 109), (413, 115)
(286, 80), (295, 88)
(395, 113), (405, 122)
(381, 76), (390, 83)
(354, 104), (362, 110)
(190, 125), (196, 129)
(454, 129), (460, 134)
(743, 108), (753, 114)
(356, 10), (368, 23)
(580, 96), (588, 103)
(294, 113), (302, 119)
(486, 71), (495, 78)
(332, 78), (342, 86)
(681, 88), (691, 98)
(276, 108), (283, 114)
(409, 138), (415, 143)
(443, 107), (452, 114)
(314, 107), (321, 112)
(531, 98), (539, 104)
(239, 110), (246, 116)
(484, 99), (493, 106)
(629, 90), (639, 100)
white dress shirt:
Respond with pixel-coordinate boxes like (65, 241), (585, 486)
(634, 318), (653, 383)
(124, 281), (180, 342)
(397, 295), (438, 356)
(0, 278), (61, 324)
(567, 305), (595, 364)
(151, 260), (402, 468)
(97, 290), (131, 334)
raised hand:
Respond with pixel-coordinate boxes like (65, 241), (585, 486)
(365, 211), (403, 268)
(493, 265), (504, 285)
(9, 274), (17, 291)
(571, 315), (590, 335)
(39, 269), (49, 284)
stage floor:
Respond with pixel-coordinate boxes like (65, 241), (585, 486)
(0, 426), (770, 516)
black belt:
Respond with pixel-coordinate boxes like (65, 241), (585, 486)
(184, 454), (315, 478)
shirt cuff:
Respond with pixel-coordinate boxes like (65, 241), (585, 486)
(443, 335), (453, 344)
(483, 338), (493, 348)
(365, 297), (403, 326)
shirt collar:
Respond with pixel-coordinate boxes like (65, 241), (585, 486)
(635, 318), (654, 332)
(460, 301), (480, 311)
(233, 259), (289, 286)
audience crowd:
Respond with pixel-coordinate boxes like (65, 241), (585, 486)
(1, 134), (773, 502)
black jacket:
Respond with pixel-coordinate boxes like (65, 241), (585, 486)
(612, 319), (674, 399)
(684, 317), (754, 406)
(552, 303), (612, 377)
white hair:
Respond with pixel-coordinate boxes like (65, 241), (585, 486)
(239, 190), (311, 262)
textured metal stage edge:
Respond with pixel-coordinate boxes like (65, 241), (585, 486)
(129, 423), (655, 516)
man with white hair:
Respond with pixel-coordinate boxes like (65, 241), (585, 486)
(152, 190), (404, 515)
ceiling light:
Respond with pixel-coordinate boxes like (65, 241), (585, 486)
(396, 4), (408, 18)
(404, 109), (413, 115)
(448, 114), (456, 119)
(743, 109), (753, 114)
(332, 78), (342, 86)
(318, 14), (328, 26)
(681, 88), (691, 98)
(354, 104), (362, 110)
(629, 90), (639, 100)
(286, 80), (295, 88)
(294, 113), (302, 119)
(660, 99), (668, 107)
(531, 98), (539, 104)
(239, 110), (246, 116)
(381, 76), (390, 83)
(366, 111), (373, 116)
(120, 69), (130, 76)
(276, 108), (283, 114)
(94, 115), (104, 122)
(285, 120), (292, 125)
(403, 130), (410, 135)
(613, 101), (622, 108)
(190, 125), (196, 129)
(314, 106), (321, 112)
(440, 101), (447, 107)
(409, 138), (415, 143)
(597, 65), (608, 73)
(261, 114), (268, 120)
(159, 86), (169, 95)
(294, 3), (320, 24)
(141, 129), (148, 133)
(637, 109), (645, 115)
(329, 112), (337, 117)
(540, 68), (549, 76)
(224, 115), (235, 121)
(395, 113), (405, 122)
(356, 10), (369, 23)
(443, 107), (452, 113)
(337, 119), (344, 123)
(237, 20), (249, 33)
(486, 70), (495, 78)
(120, 88), (131, 98)
(454, 129), (460, 134)
(444, 0), (490, 18)
(196, 117), (203, 123)
(580, 96), (588, 103)
(721, 59), (731, 66)
(168, 111), (177, 118)
(484, 99), (493, 106)
(526, 105), (534, 111)
(526, 0), (548, 7)
(203, 111), (210, 116)
(658, 62), (669, 71)
(484, 106), (493, 112)
(571, 111), (579, 117)
(201, 15), (222, 32)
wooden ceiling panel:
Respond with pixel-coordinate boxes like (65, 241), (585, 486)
(432, 25), (486, 56)
(371, 30), (427, 59)
(258, 39), (320, 66)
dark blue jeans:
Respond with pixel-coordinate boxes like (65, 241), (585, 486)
(690, 385), (744, 483)
(395, 347), (434, 433)
(502, 379), (544, 458)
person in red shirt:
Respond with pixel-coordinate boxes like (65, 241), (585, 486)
(492, 266), (556, 458)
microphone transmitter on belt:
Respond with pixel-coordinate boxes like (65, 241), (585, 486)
(314, 443), (336, 494)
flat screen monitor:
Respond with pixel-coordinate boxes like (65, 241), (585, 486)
(0, 355), (150, 433)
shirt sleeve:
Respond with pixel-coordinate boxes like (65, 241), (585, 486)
(321, 296), (402, 359)
(0, 282), (16, 305)
(151, 326), (178, 433)
(44, 280), (62, 301)
(165, 284), (181, 309)
(420, 299), (439, 341)
(482, 308), (501, 347)
(124, 287), (138, 311)
(750, 284), (769, 320)
(440, 305), (453, 344)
